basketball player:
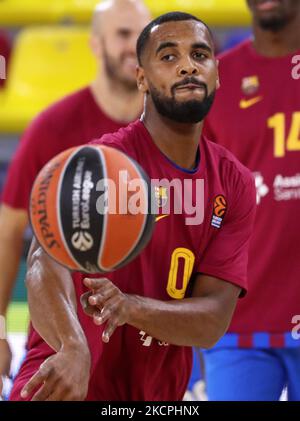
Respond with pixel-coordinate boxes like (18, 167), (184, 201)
(0, 0), (150, 395)
(9, 12), (257, 401)
(203, 0), (300, 400)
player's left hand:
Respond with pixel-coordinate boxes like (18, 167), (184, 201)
(81, 278), (134, 343)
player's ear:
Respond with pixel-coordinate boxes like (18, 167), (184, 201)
(136, 66), (149, 94)
(216, 59), (220, 90)
(89, 35), (102, 59)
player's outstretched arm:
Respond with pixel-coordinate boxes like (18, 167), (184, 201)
(81, 274), (240, 348)
(21, 238), (91, 401)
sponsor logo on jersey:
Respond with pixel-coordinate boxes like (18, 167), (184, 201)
(273, 173), (300, 201)
(254, 172), (269, 204)
(239, 96), (263, 109)
(139, 331), (153, 347)
(211, 195), (227, 229)
(139, 331), (169, 347)
(254, 172), (300, 203)
(241, 75), (260, 95)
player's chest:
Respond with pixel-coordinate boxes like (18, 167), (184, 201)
(217, 71), (300, 169)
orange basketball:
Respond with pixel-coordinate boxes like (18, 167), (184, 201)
(30, 145), (155, 273)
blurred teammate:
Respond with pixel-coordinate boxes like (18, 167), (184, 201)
(0, 0), (151, 395)
(204, 0), (300, 401)
(10, 12), (256, 401)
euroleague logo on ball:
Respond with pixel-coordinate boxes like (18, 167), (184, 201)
(71, 231), (94, 251)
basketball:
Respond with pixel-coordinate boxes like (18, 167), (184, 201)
(29, 145), (155, 273)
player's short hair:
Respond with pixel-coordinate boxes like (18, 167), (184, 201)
(136, 11), (213, 65)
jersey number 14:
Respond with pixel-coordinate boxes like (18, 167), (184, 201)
(268, 112), (300, 157)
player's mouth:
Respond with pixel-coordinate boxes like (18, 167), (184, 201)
(176, 84), (205, 91)
(174, 84), (207, 100)
(255, 0), (281, 12)
(122, 56), (137, 72)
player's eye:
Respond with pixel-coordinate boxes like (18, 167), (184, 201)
(161, 54), (176, 62)
(117, 28), (131, 39)
(192, 51), (208, 60)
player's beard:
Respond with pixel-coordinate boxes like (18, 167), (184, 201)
(149, 81), (216, 124)
(254, 0), (300, 31)
(257, 13), (292, 30)
(102, 46), (137, 92)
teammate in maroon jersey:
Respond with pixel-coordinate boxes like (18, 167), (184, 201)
(204, 0), (300, 401)
(0, 0), (150, 396)
(11, 12), (256, 401)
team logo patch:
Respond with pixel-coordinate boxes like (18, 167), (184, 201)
(154, 186), (168, 208)
(211, 195), (227, 229)
(241, 75), (259, 95)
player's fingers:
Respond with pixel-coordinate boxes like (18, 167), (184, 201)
(102, 318), (119, 343)
(31, 373), (58, 401)
(93, 296), (121, 326)
(45, 379), (84, 401)
(88, 284), (117, 307)
(20, 362), (52, 399)
(44, 381), (72, 401)
(83, 277), (110, 290)
(80, 292), (95, 316)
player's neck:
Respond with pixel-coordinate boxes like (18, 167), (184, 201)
(91, 73), (143, 123)
(142, 105), (202, 171)
(252, 17), (300, 57)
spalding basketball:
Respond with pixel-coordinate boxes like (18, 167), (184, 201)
(30, 145), (155, 273)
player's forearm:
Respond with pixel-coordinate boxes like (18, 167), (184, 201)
(0, 232), (24, 316)
(127, 295), (230, 348)
(26, 239), (90, 356)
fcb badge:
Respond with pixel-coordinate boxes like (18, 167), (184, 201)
(241, 76), (259, 95)
(211, 195), (227, 229)
(154, 186), (168, 208)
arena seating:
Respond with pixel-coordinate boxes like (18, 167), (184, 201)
(0, 0), (250, 26)
(0, 26), (96, 133)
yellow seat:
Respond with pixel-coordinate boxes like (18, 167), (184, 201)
(0, 0), (251, 26)
(0, 0), (64, 26)
(144, 0), (250, 26)
(0, 26), (96, 133)
(64, 0), (250, 26)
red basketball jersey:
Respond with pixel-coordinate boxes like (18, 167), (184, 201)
(69, 119), (256, 400)
(205, 39), (300, 340)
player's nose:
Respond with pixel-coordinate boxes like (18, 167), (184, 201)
(177, 56), (199, 77)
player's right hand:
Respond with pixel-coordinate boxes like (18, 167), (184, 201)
(20, 345), (91, 401)
(0, 339), (12, 398)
